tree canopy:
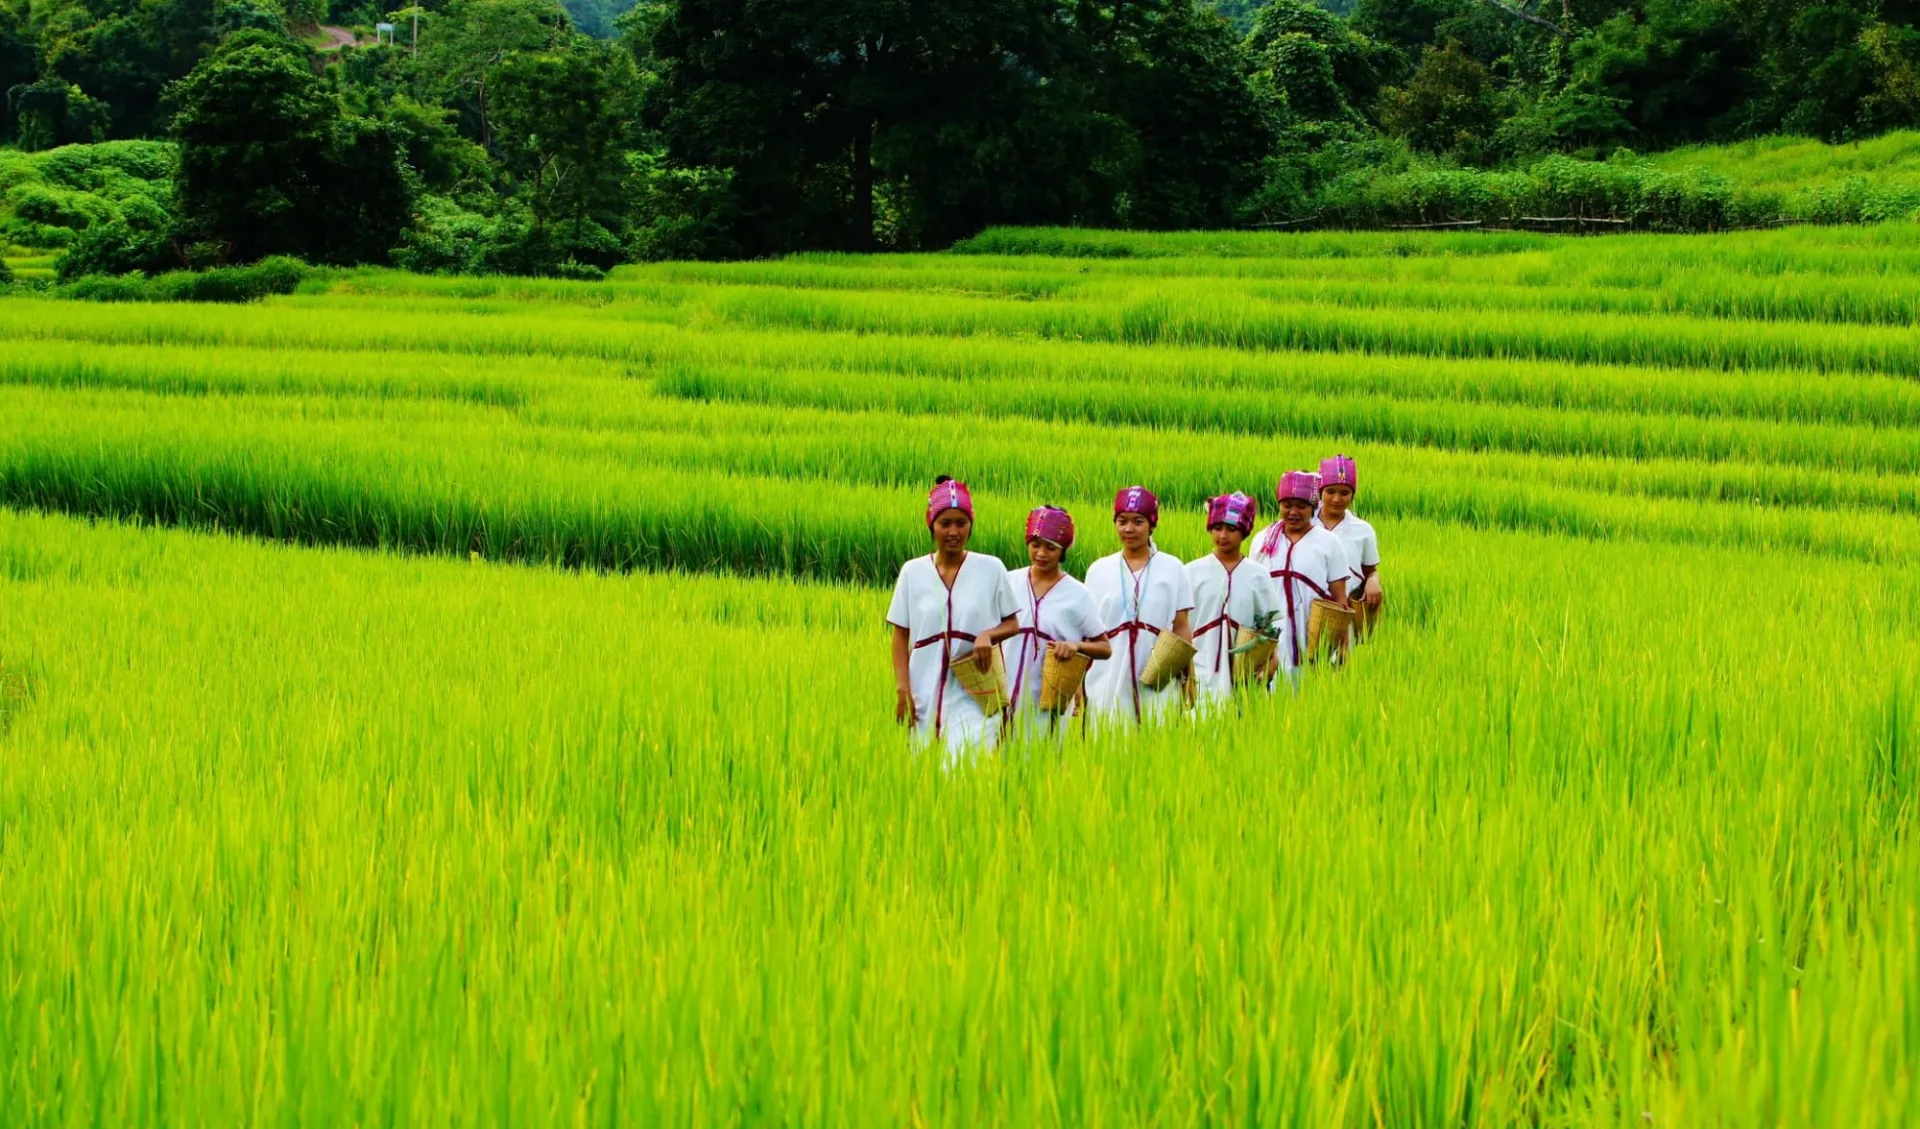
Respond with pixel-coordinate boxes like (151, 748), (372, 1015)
(7, 0), (1920, 268)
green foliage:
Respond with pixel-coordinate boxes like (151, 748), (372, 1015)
(391, 192), (498, 272)
(1247, 0), (1387, 124)
(56, 254), (310, 300)
(171, 31), (411, 263)
(621, 151), (738, 261)
(1107, 1), (1275, 229)
(0, 141), (172, 256)
(490, 43), (636, 249)
(7, 78), (111, 150)
(1378, 40), (1501, 163)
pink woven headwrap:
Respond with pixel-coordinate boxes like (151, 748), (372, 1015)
(1113, 485), (1160, 528)
(926, 479), (974, 527)
(1025, 505), (1076, 550)
(1319, 454), (1358, 490)
(1276, 471), (1319, 506)
(1206, 492), (1258, 535)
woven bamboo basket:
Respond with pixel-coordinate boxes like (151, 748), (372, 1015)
(950, 646), (1009, 715)
(1037, 650), (1091, 712)
(1352, 597), (1380, 641)
(1305, 598), (1355, 664)
(1230, 627), (1277, 684)
(1138, 631), (1196, 690)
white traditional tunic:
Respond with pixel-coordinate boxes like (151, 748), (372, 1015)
(1249, 523), (1348, 679)
(1315, 510), (1380, 594)
(999, 568), (1107, 739)
(1185, 554), (1282, 707)
(1083, 549), (1194, 726)
(887, 552), (1019, 756)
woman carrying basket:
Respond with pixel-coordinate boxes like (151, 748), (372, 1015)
(1250, 471), (1350, 685)
(1313, 454), (1382, 634)
(1084, 486), (1194, 727)
(1187, 492), (1281, 710)
(1001, 506), (1113, 739)
(887, 477), (1021, 759)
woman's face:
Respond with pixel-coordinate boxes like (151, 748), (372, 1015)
(1209, 524), (1245, 555)
(1115, 512), (1153, 551)
(1027, 537), (1064, 572)
(1320, 484), (1353, 518)
(1282, 499), (1314, 532)
(932, 510), (972, 553)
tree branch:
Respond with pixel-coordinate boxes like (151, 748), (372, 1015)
(1479, 0), (1573, 39)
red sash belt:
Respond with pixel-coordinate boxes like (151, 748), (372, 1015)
(1007, 625), (1057, 714)
(1104, 620), (1162, 722)
(1267, 536), (1326, 670)
(914, 629), (975, 736)
(1268, 571), (1330, 600)
(913, 630), (976, 650)
(1194, 613), (1239, 674)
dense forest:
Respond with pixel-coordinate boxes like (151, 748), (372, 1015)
(5, 0), (1920, 274)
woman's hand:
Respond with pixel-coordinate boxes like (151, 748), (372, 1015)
(895, 687), (916, 725)
(1048, 640), (1080, 661)
(970, 643), (997, 672)
(1364, 574), (1383, 609)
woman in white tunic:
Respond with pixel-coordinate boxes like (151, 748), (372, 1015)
(1084, 486), (1194, 727)
(1186, 492), (1281, 709)
(1001, 506), (1113, 739)
(887, 477), (1020, 758)
(1249, 471), (1350, 684)
(1314, 454), (1382, 619)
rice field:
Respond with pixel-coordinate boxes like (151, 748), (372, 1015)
(2, 223), (1916, 1126)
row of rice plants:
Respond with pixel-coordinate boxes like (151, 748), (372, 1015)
(697, 281), (1920, 375)
(12, 334), (1917, 554)
(634, 252), (1920, 328)
(951, 222), (1920, 274)
(3, 507), (1913, 1124)
(657, 362), (1920, 476)
(37, 262), (1920, 384)
(7, 385), (1917, 572)
(14, 305), (1920, 433)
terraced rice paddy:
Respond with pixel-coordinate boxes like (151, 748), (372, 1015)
(2, 224), (1916, 1125)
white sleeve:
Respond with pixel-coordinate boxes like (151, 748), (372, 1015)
(1362, 529), (1380, 568)
(1252, 568), (1282, 615)
(1068, 590), (1104, 642)
(993, 567), (1019, 620)
(886, 566), (912, 630)
(1082, 567), (1116, 635)
(1171, 559), (1195, 613)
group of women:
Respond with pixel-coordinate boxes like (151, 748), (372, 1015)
(887, 457), (1384, 755)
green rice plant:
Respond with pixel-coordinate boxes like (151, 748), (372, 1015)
(5, 223), (1920, 1126)
(657, 361), (1920, 476)
(6, 382), (1920, 571)
(0, 507), (1913, 1125)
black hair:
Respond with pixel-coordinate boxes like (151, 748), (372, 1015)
(934, 475), (953, 486)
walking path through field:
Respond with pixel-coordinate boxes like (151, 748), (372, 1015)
(317, 25), (359, 50)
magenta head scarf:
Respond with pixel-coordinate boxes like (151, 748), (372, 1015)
(1276, 471), (1319, 506)
(1113, 485), (1160, 528)
(1319, 454), (1358, 491)
(926, 477), (974, 528)
(1025, 505), (1076, 550)
(1206, 492), (1258, 535)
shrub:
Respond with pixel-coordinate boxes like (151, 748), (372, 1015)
(57, 257), (311, 303)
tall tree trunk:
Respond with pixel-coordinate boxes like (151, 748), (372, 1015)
(852, 120), (875, 252)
